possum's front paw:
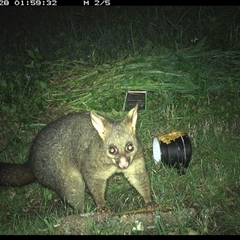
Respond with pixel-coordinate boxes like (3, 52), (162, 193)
(145, 202), (159, 211)
(95, 205), (111, 214)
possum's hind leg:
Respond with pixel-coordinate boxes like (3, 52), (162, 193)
(56, 168), (85, 213)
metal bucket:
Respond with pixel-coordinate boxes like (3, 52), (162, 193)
(153, 131), (192, 175)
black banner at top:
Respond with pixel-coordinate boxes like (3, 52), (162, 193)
(6, 0), (160, 7)
(54, 0), (159, 6)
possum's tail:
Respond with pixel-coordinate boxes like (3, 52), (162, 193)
(0, 162), (36, 187)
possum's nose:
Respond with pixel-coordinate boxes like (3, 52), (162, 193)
(118, 156), (129, 169)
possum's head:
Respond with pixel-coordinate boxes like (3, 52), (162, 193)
(90, 104), (140, 169)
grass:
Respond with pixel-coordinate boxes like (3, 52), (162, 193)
(0, 6), (240, 235)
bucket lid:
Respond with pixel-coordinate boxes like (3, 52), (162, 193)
(153, 137), (161, 163)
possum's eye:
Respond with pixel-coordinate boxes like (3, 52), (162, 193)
(125, 142), (134, 152)
(109, 146), (118, 155)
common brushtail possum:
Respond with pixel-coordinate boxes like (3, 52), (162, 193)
(0, 104), (156, 213)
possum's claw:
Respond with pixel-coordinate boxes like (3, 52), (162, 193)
(145, 202), (159, 211)
(95, 205), (111, 214)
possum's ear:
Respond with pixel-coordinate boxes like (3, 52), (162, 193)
(90, 111), (108, 140)
(124, 103), (138, 134)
